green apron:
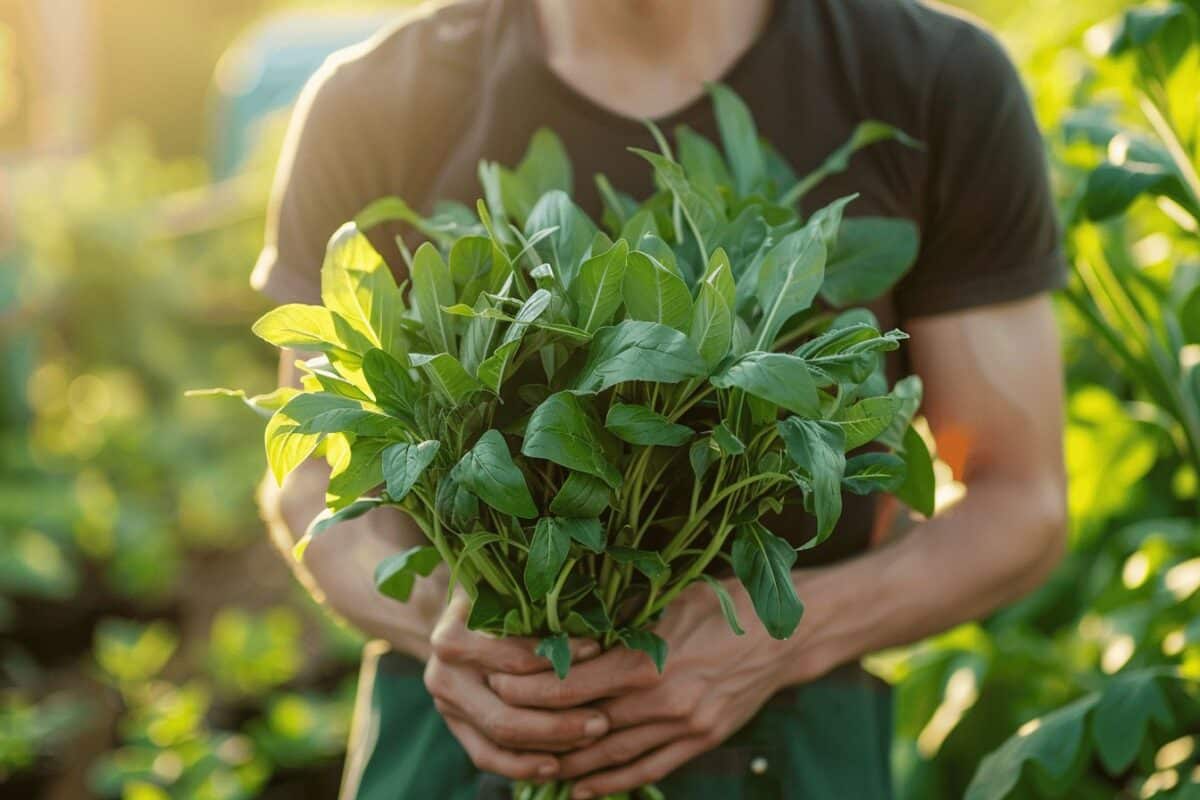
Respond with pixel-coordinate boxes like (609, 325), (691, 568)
(340, 644), (893, 800)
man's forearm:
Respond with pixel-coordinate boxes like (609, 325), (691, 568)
(779, 471), (1067, 685)
(259, 459), (446, 661)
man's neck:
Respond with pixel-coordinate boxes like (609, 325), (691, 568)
(532, 0), (774, 119)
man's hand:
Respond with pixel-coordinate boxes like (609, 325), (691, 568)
(426, 592), (611, 782)
(486, 579), (815, 799)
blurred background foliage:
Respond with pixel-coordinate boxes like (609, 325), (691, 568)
(0, 0), (1197, 798)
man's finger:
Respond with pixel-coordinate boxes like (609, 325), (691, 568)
(570, 737), (710, 799)
(488, 648), (659, 709)
(432, 624), (601, 674)
(428, 661), (610, 749)
(444, 716), (560, 782)
(557, 722), (688, 780)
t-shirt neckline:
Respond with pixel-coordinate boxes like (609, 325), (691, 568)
(515, 0), (784, 133)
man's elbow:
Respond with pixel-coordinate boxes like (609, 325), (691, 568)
(1016, 473), (1069, 593)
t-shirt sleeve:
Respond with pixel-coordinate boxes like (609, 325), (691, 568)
(251, 62), (385, 305)
(893, 25), (1066, 320)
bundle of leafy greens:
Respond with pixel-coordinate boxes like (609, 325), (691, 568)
(199, 84), (934, 800)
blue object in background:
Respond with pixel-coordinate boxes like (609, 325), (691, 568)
(209, 10), (398, 179)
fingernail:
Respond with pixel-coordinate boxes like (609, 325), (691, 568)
(537, 763), (557, 778)
(573, 789), (594, 800)
(584, 716), (608, 737)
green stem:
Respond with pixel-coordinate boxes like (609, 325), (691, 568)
(546, 557), (577, 634)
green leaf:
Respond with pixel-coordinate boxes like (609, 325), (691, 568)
(320, 222), (405, 353)
(538, 517), (606, 554)
(362, 349), (418, 416)
(536, 633), (572, 679)
(451, 430), (537, 519)
(1091, 670), (1175, 773)
(894, 426), (935, 516)
(778, 418), (846, 543)
(525, 190), (597, 288)
(620, 208), (660, 246)
(699, 574), (745, 636)
(410, 242), (457, 355)
(476, 340), (521, 394)
(708, 82), (766, 196)
(842, 453), (906, 495)
(523, 392), (623, 488)
(326, 437), (389, 511)
(382, 441), (440, 502)
(574, 321), (707, 394)
(293, 497), (384, 560)
(964, 695), (1098, 800)
(563, 592), (614, 637)
(831, 396), (901, 449)
(755, 225), (827, 348)
(677, 124), (733, 208)
(466, 583), (510, 633)
(618, 629), (669, 674)
(732, 523), (804, 639)
(689, 280), (733, 371)
(263, 393), (362, 485)
(606, 547), (669, 580)
(1082, 160), (1191, 221)
(252, 304), (363, 355)
(375, 546), (441, 602)
(1109, 5), (1195, 72)
(711, 352), (819, 416)
(574, 239), (630, 333)
(689, 437), (719, 481)
(630, 149), (722, 256)
(502, 128), (574, 225)
(550, 472), (612, 517)
(409, 352), (482, 405)
(623, 251), (694, 331)
(821, 218), (920, 306)
(1181, 285), (1200, 344)
(186, 386), (299, 419)
(525, 517), (572, 601)
(711, 423), (745, 456)
(435, 470), (479, 531)
(800, 326), (908, 387)
(785, 121), (921, 205)
(355, 195), (460, 247)
(878, 376), (923, 450)
(605, 404), (694, 446)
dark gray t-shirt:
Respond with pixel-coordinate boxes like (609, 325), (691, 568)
(254, 0), (1064, 564)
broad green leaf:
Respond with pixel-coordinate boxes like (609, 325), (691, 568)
(382, 440), (440, 502)
(618, 629), (668, 674)
(538, 516), (606, 554)
(755, 225), (827, 348)
(252, 304), (364, 355)
(375, 546), (441, 602)
(699, 574), (745, 636)
(410, 242), (457, 355)
(821, 218), (920, 306)
(708, 83), (766, 196)
(460, 294), (501, 375)
(1181, 285), (1200, 344)
(355, 195), (458, 247)
(563, 592), (614, 637)
(302, 362), (372, 402)
(451, 430), (537, 519)
(711, 423), (745, 456)
(778, 418), (846, 543)
(831, 396), (901, 449)
(574, 321), (707, 394)
(501, 128), (574, 225)
(620, 208), (660, 246)
(522, 392), (623, 488)
(263, 393), (363, 484)
(536, 633), (572, 679)
(624, 251), (693, 331)
(321, 222), (405, 353)
(964, 695), (1098, 800)
(525, 190), (597, 288)
(842, 453), (906, 495)
(807, 194), (858, 250)
(466, 583), (510, 632)
(409, 352), (482, 405)
(703, 248), (736, 307)
(605, 403), (694, 446)
(1090, 670), (1175, 773)
(1082, 161), (1189, 221)
(363, 348), (418, 416)
(574, 239), (630, 333)
(801, 327), (908, 387)
(435, 469), (479, 530)
(326, 437), (389, 511)
(1109, 5), (1195, 72)
(550, 472), (612, 517)
(878, 375), (923, 450)
(525, 517), (572, 600)
(293, 497), (384, 560)
(895, 425), (936, 517)
(711, 352), (819, 416)
(606, 546), (669, 580)
(689, 437), (719, 481)
(689, 280), (733, 370)
(477, 340), (521, 394)
(502, 289), (554, 345)
(677, 124), (733, 209)
(732, 523), (804, 639)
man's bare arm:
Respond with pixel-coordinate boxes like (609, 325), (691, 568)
(779, 293), (1069, 680)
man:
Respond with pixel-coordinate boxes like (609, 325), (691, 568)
(254, 0), (1068, 797)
